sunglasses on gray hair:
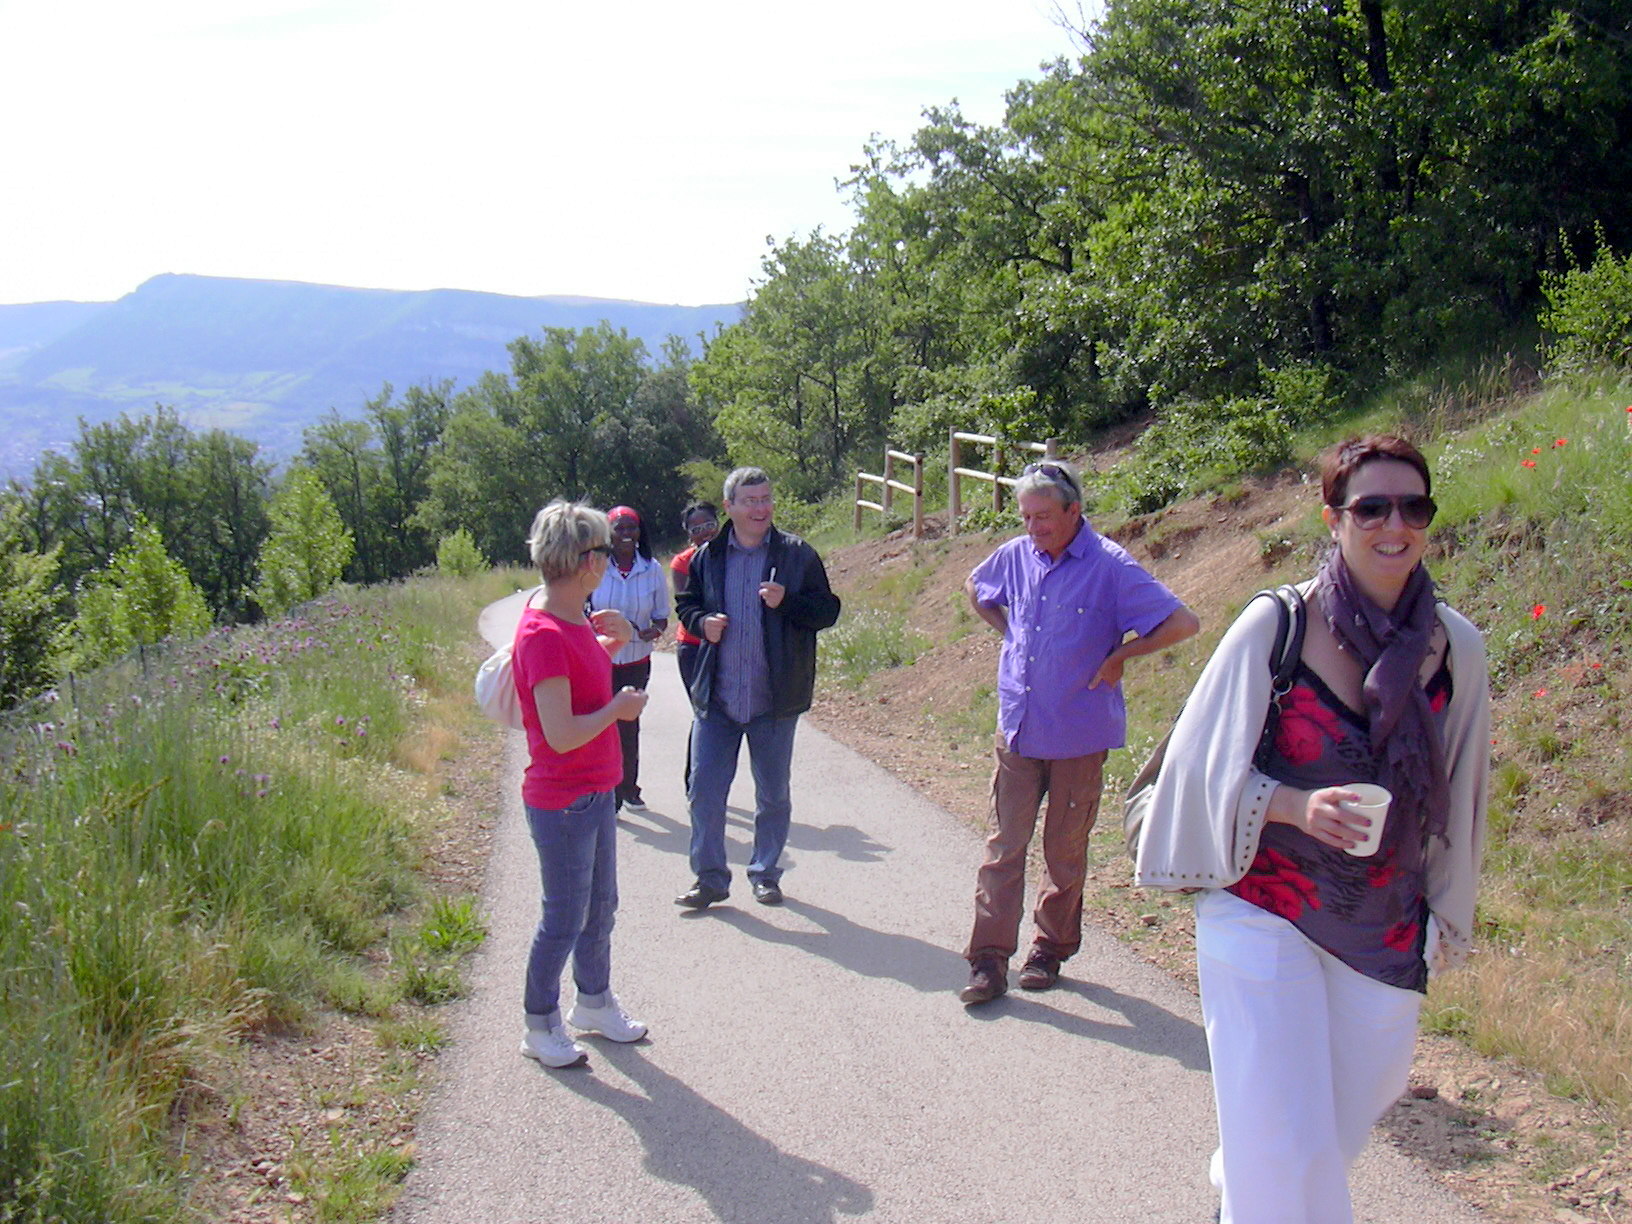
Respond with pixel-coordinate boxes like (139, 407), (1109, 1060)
(1022, 461), (1079, 500)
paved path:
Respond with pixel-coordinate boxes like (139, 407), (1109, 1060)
(390, 592), (1483, 1224)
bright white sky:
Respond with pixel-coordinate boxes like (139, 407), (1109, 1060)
(0, 0), (1094, 307)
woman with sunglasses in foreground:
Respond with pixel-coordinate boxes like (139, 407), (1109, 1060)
(1132, 436), (1491, 1222)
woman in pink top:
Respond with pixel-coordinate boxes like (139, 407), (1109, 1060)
(512, 500), (650, 1068)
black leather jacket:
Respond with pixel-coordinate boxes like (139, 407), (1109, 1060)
(674, 523), (841, 718)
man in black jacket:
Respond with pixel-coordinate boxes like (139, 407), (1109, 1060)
(673, 467), (841, 908)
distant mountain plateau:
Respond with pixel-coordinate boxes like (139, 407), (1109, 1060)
(0, 273), (743, 479)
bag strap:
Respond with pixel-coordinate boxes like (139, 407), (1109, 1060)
(1251, 583), (1307, 764)
(1262, 583), (1306, 694)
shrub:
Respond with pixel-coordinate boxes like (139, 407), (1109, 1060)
(1540, 229), (1632, 374)
(435, 529), (487, 578)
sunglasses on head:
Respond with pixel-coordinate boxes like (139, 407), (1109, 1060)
(1022, 461), (1078, 498)
(1335, 494), (1437, 530)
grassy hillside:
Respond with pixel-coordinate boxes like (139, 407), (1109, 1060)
(0, 569), (523, 1222)
(810, 375), (1631, 1210)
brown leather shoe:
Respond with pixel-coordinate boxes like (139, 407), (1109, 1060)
(959, 958), (1007, 1005)
(1018, 950), (1061, 990)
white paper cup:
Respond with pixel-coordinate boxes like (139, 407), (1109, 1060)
(1340, 783), (1392, 857)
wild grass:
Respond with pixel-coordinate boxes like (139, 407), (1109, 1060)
(0, 571), (509, 1221)
(818, 605), (928, 688)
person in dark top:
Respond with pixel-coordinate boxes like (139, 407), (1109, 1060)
(1132, 435), (1492, 1223)
(672, 468), (841, 910)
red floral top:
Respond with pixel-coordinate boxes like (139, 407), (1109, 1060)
(1226, 659), (1453, 992)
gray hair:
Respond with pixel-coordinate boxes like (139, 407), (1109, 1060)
(1013, 460), (1082, 508)
(723, 466), (772, 504)
(526, 499), (610, 581)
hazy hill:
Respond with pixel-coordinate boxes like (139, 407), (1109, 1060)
(0, 274), (742, 478)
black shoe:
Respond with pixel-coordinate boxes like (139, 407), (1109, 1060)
(751, 880), (783, 905)
(675, 882), (729, 909)
(959, 958), (1007, 1005)
(1018, 950), (1062, 990)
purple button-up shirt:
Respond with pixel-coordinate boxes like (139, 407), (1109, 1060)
(969, 520), (1182, 759)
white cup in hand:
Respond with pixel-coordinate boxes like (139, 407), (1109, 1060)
(1339, 783), (1392, 857)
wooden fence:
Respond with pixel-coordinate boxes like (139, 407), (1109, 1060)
(948, 430), (1058, 526)
(854, 448), (925, 537)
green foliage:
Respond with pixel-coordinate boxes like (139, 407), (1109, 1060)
(434, 529), (487, 578)
(0, 499), (66, 707)
(0, 576), (496, 1220)
(255, 468), (356, 617)
(818, 606), (927, 687)
(68, 516), (213, 671)
(1540, 231), (1632, 373)
(1105, 397), (1295, 515)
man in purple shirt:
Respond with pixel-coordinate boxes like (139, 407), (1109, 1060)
(960, 461), (1199, 1004)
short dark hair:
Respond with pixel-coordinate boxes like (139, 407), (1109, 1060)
(1320, 435), (1431, 508)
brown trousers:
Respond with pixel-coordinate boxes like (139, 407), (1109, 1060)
(965, 741), (1106, 964)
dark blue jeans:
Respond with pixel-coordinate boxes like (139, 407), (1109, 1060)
(523, 790), (618, 1021)
(686, 710), (799, 891)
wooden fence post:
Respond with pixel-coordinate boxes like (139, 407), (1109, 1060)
(913, 453), (924, 539)
(948, 427), (961, 527)
(853, 473), (864, 531)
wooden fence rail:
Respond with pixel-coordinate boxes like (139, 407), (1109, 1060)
(854, 448), (925, 537)
(948, 430), (1058, 526)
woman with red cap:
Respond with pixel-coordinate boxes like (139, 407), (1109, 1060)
(588, 505), (669, 811)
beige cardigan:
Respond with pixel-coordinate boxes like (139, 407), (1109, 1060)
(1132, 586), (1491, 974)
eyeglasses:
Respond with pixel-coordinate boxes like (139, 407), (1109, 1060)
(686, 519), (718, 536)
(581, 544), (614, 559)
(1022, 462), (1079, 499)
(1335, 494), (1437, 530)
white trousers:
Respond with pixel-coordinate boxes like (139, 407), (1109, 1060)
(1197, 890), (1422, 1224)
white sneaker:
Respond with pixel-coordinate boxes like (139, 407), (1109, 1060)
(567, 994), (648, 1042)
(621, 799), (648, 813)
(520, 1023), (588, 1068)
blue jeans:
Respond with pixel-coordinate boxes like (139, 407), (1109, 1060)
(523, 790), (618, 1021)
(687, 709), (799, 891)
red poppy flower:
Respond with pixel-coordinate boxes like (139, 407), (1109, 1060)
(1383, 920), (1420, 951)
(1274, 685), (1346, 765)
(1554, 438), (1567, 447)
(1531, 447), (1542, 454)
(1521, 459), (1537, 469)
(1531, 604), (1546, 619)
(1534, 687), (1548, 698)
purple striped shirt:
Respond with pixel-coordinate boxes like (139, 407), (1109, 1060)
(716, 535), (772, 723)
(970, 522), (1182, 758)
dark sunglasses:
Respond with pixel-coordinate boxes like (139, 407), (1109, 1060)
(1022, 461), (1079, 499)
(1336, 494), (1437, 530)
(581, 544), (614, 558)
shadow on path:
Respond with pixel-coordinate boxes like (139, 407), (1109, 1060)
(962, 979), (1211, 1073)
(553, 1046), (874, 1224)
(615, 808), (891, 874)
(709, 898), (962, 993)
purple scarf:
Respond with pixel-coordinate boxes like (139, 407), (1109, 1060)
(1313, 550), (1450, 861)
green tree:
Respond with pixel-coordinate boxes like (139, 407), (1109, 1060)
(254, 469), (355, 617)
(435, 528), (488, 577)
(0, 497), (66, 706)
(68, 515), (213, 671)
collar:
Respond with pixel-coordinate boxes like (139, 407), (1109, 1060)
(1027, 516), (1095, 565)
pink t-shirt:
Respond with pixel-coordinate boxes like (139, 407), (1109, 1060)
(512, 607), (621, 809)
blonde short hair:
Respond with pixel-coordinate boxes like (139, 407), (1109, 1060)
(526, 500), (610, 581)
